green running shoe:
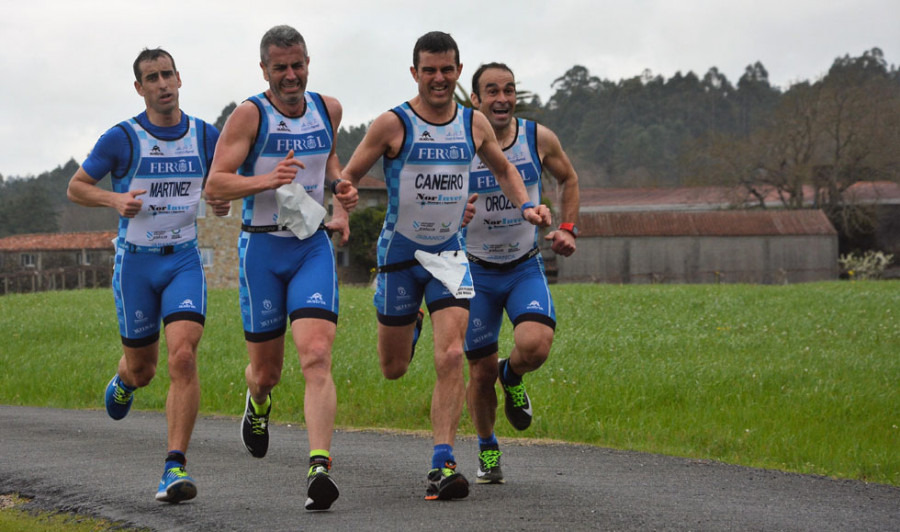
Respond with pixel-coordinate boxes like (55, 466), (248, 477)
(476, 446), (505, 484)
(241, 390), (271, 458)
(500, 358), (533, 430)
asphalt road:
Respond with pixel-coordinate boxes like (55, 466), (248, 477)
(1, 405), (898, 531)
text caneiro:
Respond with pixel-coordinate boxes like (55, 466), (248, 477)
(415, 173), (463, 190)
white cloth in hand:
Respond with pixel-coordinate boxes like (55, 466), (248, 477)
(276, 183), (326, 240)
(414, 250), (475, 299)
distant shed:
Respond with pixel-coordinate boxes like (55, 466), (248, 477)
(0, 231), (116, 293)
(556, 210), (838, 284)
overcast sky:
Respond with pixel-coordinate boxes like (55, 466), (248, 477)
(2, 0), (897, 178)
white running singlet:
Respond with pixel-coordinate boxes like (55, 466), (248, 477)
(466, 118), (542, 263)
(239, 92), (334, 237)
(116, 116), (208, 247)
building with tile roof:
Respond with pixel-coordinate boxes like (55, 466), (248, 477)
(546, 181), (898, 283)
(0, 231), (116, 294)
(558, 210), (838, 284)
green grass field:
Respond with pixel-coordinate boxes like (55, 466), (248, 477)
(1, 281), (898, 485)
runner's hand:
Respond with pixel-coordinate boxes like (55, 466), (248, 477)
(461, 193), (478, 228)
(117, 189), (146, 218)
(264, 150), (305, 189)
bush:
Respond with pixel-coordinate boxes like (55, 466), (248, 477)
(348, 205), (387, 273)
(838, 250), (894, 280)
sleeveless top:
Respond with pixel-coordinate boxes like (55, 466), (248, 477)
(240, 91), (333, 237)
(378, 102), (475, 265)
(465, 118), (542, 263)
(115, 115), (210, 247)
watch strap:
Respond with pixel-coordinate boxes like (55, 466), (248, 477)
(559, 222), (578, 238)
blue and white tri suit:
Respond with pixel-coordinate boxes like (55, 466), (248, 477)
(82, 111), (218, 347)
(463, 118), (556, 360)
(373, 102), (475, 325)
(237, 91), (339, 342)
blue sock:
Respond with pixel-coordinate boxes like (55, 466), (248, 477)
(478, 434), (499, 449)
(501, 359), (522, 386)
(165, 450), (186, 470)
(432, 444), (454, 469)
(116, 375), (137, 393)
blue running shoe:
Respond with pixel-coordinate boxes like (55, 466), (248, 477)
(104, 375), (134, 420)
(155, 465), (197, 503)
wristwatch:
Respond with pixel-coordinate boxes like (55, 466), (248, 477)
(558, 222), (579, 238)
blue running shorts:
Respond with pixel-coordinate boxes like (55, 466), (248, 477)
(238, 230), (338, 341)
(113, 245), (206, 347)
(464, 257), (556, 360)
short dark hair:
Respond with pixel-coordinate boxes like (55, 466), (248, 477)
(471, 62), (514, 98)
(260, 25), (307, 64)
(412, 31), (459, 70)
(133, 48), (176, 83)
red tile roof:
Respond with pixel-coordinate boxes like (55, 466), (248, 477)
(841, 181), (900, 204)
(0, 231), (117, 252)
(580, 210), (837, 238)
(560, 181), (900, 211)
(576, 186), (743, 210)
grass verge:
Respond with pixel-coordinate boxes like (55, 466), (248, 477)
(1, 281), (897, 485)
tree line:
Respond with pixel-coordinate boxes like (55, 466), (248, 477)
(2, 48), (897, 247)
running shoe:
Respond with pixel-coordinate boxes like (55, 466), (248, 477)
(410, 308), (425, 361)
(499, 358), (533, 430)
(424, 460), (469, 500)
(476, 446), (505, 484)
(104, 375), (134, 420)
(241, 390), (271, 458)
(305, 457), (339, 511)
(155, 465), (197, 503)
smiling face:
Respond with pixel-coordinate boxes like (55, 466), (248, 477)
(261, 43), (309, 109)
(134, 56), (181, 120)
(472, 67), (517, 132)
(411, 50), (461, 112)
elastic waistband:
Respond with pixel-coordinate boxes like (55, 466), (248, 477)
(377, 258), (420, 274)
(242, 223), (328, 234)
(121, 239), (197, 255)
(377, 249), (467, 274)
(466, 247), (540, 271)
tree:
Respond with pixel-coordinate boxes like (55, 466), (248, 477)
(685, 49), (900, 252)
(336, 122), (382, 179)
(736, 62), (780, 135)
(0, 178), (58, 237)
(214, 102), (237, 131)
(810, 48), (900, 242)
(348, 205), (386, 273)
